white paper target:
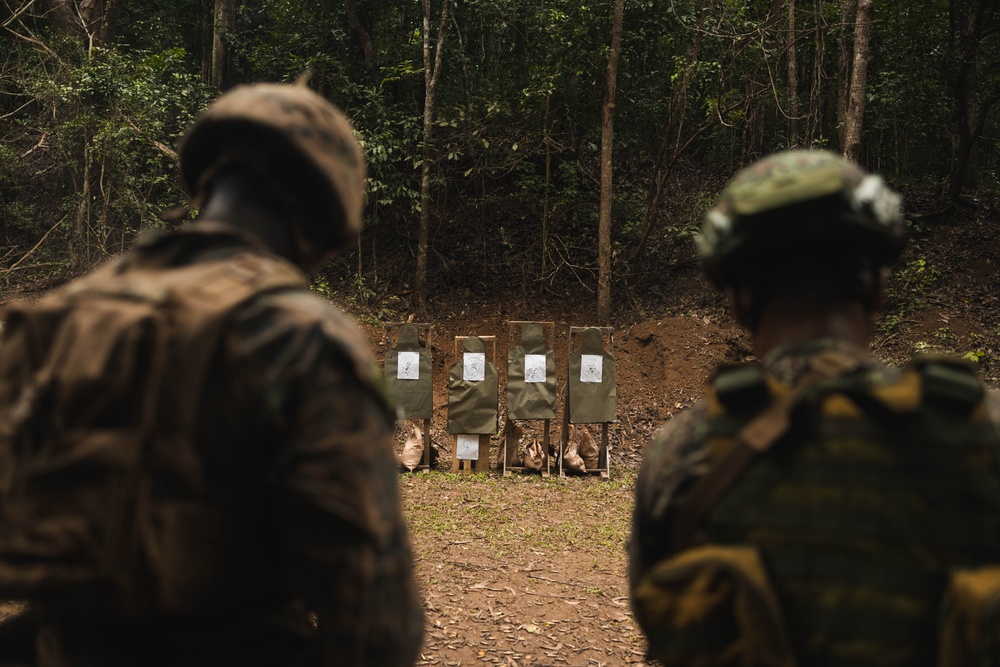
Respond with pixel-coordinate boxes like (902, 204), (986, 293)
(456, 434), (479, 460)
(397, 351), (420, 380)
(463, 352), (486, 382)
(524, 354), (546, 383)
(581, 354), (604, 383)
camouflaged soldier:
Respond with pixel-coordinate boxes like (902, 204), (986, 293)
(0, 83), (423, 666)
(629, 150), (1000, 667)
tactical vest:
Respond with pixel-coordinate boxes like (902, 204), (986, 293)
(633, 352), (1000, 667)
(0, 244), (304, 614)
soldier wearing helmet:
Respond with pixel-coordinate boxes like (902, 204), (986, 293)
(629, 150), (1000, 667)
(0, 83), (423, 666)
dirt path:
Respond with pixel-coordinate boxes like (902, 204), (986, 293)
(402, 473), (650, 667)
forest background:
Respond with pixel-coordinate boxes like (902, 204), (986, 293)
(0, 0), (999, 327)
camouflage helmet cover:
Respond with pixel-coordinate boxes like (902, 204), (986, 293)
(698, 149), (906, 288)
(179, 83), (366, 263)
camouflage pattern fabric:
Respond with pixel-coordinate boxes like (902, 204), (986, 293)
(630, 340), (1000, 667)
(16, 224), (423, 667)
(698, 149), (907, 288)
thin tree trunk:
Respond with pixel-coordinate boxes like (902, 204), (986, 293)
(787, 0), (799, 145)
(597, 0), (624, 326)
(72, 139), (91, 273)
(212, 0), (239, 90)
(416, 0), (449, 318)
(842, 0), (872, 163)
(201, 0), (213, 83)
(541, 94), (551, 284)
(836, 0), (856, 150)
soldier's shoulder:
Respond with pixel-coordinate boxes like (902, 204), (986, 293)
(639, 403), (711, 487)
(232, 287), (380, 384)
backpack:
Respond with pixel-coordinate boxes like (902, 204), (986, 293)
(633, 350), (1000, 667)
(0, 247), (303, 613)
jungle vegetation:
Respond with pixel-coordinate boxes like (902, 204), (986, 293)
(1, 1), (998, 320)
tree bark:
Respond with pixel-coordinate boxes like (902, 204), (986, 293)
(212, 0), (240, 91)
(344, 0), (376, 67)
(945, 0), (998, 201)
(41, 0), (121, 45)
(836, 0), (856, 150)
(842, 0), (872, 163)
(416, 0), (449, 318)
(786, 0), (799, 145)
(597, 0), (624, 327)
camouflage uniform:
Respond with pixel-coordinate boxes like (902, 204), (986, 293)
(22, 223), (423, 667)
(629, 151), (1000, 666)
(630, 340), (1000, 666)
(0, 84), (423, 667)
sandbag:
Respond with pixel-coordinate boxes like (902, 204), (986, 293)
(578, 425), (599, 469)
(563, 426), (586, 474)
(521, 439), (544, 471)
(397, 424), (424, 471)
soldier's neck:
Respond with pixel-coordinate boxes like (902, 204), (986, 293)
(752, 303), (872, 358)
(197, 172), (299, 265)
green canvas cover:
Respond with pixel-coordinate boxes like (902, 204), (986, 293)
(506, 323), (557, 420)
(447, 336), (499, 434)
(568, 327), (616, 424)
(383, 324), (433, 419)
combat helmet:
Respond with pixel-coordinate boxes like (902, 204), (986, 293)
(179, 82), (366, 269)
(698, 149), (906, 288)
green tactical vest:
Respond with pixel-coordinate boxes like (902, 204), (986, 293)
(635, 354), (1000, 667)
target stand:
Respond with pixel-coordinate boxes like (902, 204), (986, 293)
(450, 335), (497, 474)
(384, 322), (434, 472)
(559, 326), (614, 480)
(502, 321), (556, 477)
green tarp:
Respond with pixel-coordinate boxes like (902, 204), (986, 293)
(383, 324), (433, 419)
(506, 322), (557, 420)
(447, 336), (499, 434)
(568, 327), (617, 423)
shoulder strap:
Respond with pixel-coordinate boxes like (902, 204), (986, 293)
(670, 349), (864, 551)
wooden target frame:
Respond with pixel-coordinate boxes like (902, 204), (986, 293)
(451, 335), (497, 474)
(560, 326), (614, 480)
(502, 321), (556, 477)
(385, 322), (434, 472)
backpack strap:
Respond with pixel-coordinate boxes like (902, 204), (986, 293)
(670, 349), (864, 551)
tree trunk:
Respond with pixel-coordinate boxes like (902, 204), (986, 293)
(945, 0), (997, 201)
(842, 0), (872, 163)
(41, 0), (121, 45)
(416, 0), (449, 318)
(836, 0), (856, 150)
(201, 0), (213, 83)
(212, 0), (240, 90)
(787, 0), (799, 145)
(597, 0), (624, 327)
(344, 0), (376, 67)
